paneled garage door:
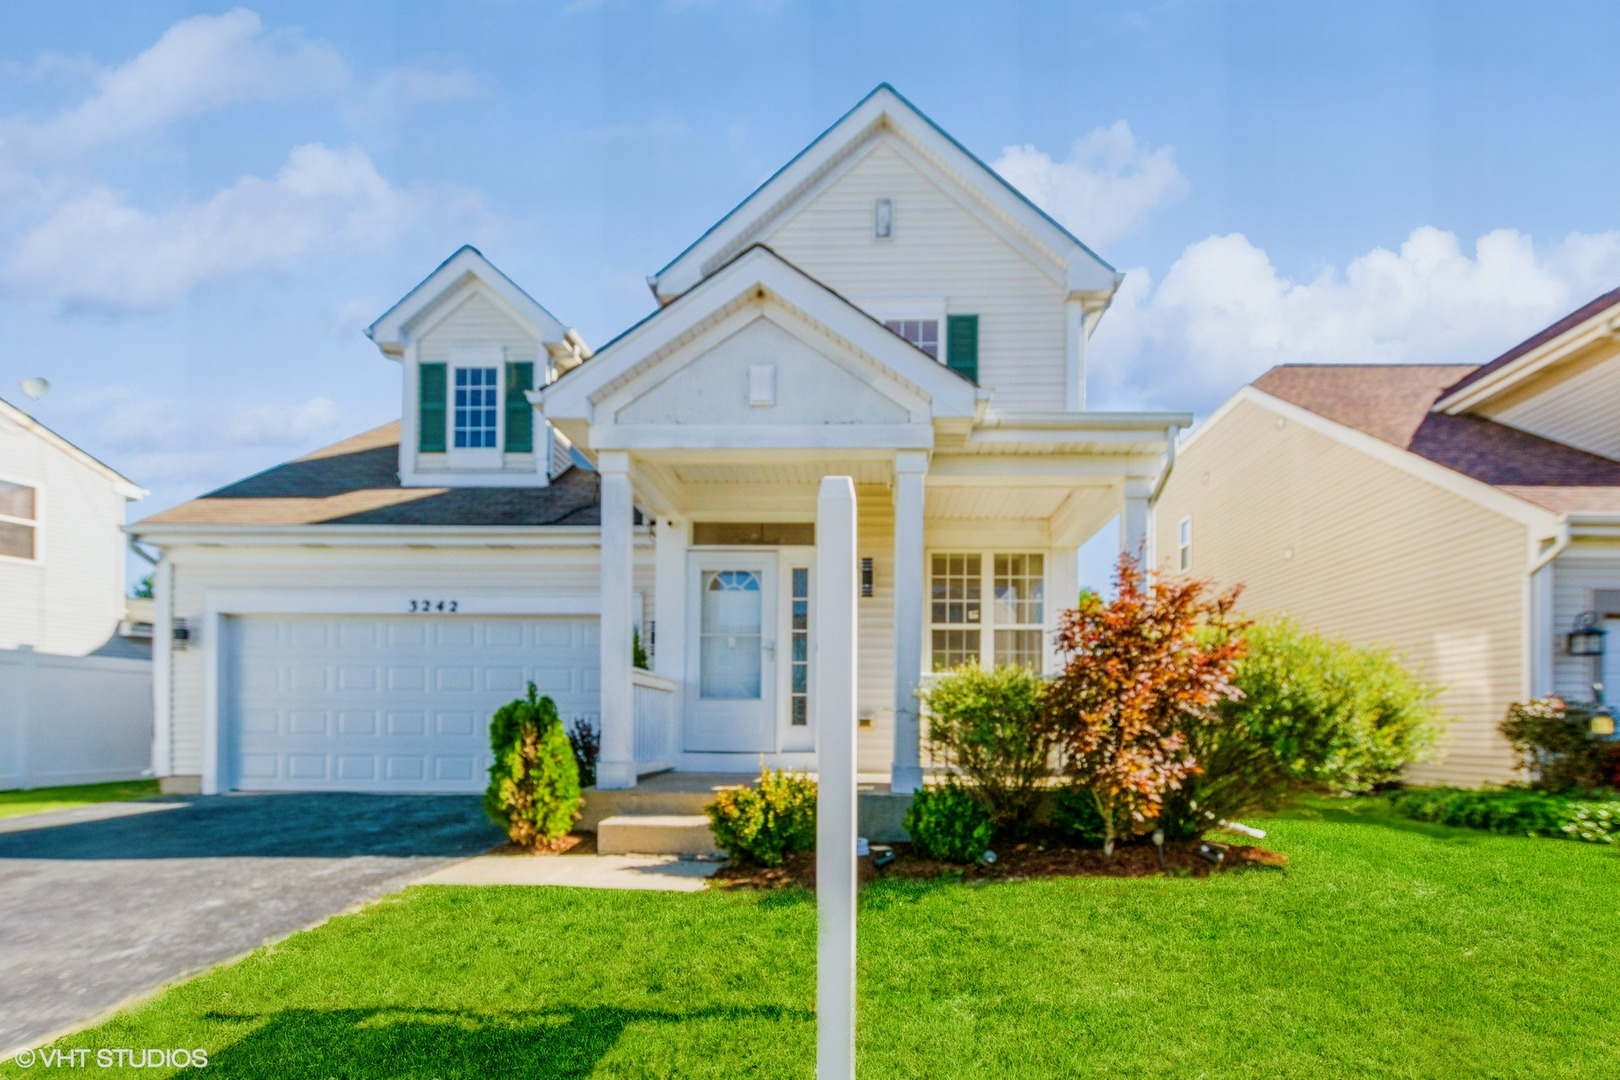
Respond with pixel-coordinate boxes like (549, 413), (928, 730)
(225, 616), (600, 793)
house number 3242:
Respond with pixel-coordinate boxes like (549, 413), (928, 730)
(408, 600), (459, 613)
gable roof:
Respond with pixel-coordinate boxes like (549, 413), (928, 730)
(133, 423), (600, 529)
(647, 84), (1120, 304)
(0, 397), (146, 499)
(541, 244), (980, 422)
(1252, 364), (1620, 515)
(366, 246), (574, 358)
(1434, 286), (1620, 410)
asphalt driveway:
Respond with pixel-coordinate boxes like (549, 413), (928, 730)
(0, 792), (502, 1055)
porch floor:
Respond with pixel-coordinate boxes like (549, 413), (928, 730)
(579, 770), (914, 841)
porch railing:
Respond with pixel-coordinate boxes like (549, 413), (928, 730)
(631, 669), (679, 773)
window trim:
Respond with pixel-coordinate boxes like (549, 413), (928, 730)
(926, 548), (1049, 673)
(1177, 515), (1192, 572)
(0, 473), (41, 564)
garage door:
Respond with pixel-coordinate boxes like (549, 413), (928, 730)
(225, 616), (600, 793)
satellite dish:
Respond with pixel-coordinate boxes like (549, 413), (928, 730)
(20, 377), (50, 403)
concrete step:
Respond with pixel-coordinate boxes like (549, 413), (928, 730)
(578, 784), (739, 832)
(597, 814), (722, 857)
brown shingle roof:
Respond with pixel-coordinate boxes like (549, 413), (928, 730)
(1252, 364), (1620, 515)
(137, 422), (602, 528)
(1441, 286), (1620, 398)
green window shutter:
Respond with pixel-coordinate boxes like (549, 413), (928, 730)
(418, 362), (447, 453)
(504, 361), (534, 453)
(946, 314), (979, 384)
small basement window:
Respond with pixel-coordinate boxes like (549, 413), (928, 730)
(0, 479), (37, 560)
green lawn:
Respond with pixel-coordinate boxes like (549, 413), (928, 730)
(14, 799), (1620, 1078)
(0, 779), (159, 820)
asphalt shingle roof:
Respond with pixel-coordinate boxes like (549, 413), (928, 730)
(1253, 364), (1620, 515)
(137, 422), (601, 527)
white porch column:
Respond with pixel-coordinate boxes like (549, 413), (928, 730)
(1119, 480), (1152, 575)
(653, 516), (687, 684)
(1530, 560), (1556, 699)
(890, 450), (927, 794)
(815, 476), (858, 1080)
(597, 451), (637, 789)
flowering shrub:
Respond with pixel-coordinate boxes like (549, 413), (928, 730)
(705, 766), (817, 867)
(1045, 554), (1246, 854)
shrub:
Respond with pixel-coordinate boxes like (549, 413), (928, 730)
(904, 781), (994, 863)
(1045, 554), (1246, 854)
(918, 663), (1055, 834)
(1050, 784), (1107, 846)
(568, 717), (599, 789)
(1162, 618), (1444, 838)
(632, 627), (649, 670)
(1500, 696), (1618, 792)
(705, 765), (817, 867)
(1391, 786), (1619, 844)
(483, 683), (582, 849)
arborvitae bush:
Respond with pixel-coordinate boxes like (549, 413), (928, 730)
(484, 683), (582, 849)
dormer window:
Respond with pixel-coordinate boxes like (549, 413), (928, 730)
(453, 367), (499, 449)
(884, 319), (938, 360)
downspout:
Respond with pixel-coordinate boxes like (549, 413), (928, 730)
(1149, 422), (1183, 504)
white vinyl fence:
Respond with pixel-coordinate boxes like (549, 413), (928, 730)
(0, 646), (153, 790)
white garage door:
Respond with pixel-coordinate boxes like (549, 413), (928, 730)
(225, 615), (600, 793)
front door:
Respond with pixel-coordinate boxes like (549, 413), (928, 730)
(685, 553), (778, 753)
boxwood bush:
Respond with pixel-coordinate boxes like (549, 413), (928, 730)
(1391, 786), (1619, 844)
(483, 683), (582, 849)
(903, 781), (994, 863)
(705, 766), (817, 867)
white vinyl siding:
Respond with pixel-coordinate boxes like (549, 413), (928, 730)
(1154, 397), (1531, 785)
(1549, 548), (1620, 705)
(763, 139), (1068, 411)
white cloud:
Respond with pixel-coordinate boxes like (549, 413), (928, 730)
(1089, 226), (1620, 415)
(344, 63), (481, 126)
(6, 144), (425, 311)
(6, 8), (346, 164)
(992, 121), (1189, 252)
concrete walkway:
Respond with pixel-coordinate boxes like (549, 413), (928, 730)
(0, 792), (501, 1057)
(415, 852), (720, 891)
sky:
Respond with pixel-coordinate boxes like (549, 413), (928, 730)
(3, 0), (1620, 589)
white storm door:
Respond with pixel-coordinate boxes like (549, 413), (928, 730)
(684, 553), (778, 753)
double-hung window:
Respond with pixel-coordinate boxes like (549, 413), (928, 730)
(929, 551), (1045, 671)
(0, 479), (37, 560)
(884, 319), (939, 360)
(1177, 516), (1192, 571)
(453, 367), (499, 449)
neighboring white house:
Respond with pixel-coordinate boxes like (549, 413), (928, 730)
(1153, 288), (1620, 785)
(131, 84), (1188, 797)
(0, 396), (153, 790)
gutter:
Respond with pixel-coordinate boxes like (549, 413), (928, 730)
(1149, 422), (1184, 504)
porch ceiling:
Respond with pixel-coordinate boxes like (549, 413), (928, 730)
(926, 485), (1075, 520)
(670, 460), (893, 486)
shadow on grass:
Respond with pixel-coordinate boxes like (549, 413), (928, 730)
(1270, 797), (1490, 843)
(197, 1003), (811, 1078)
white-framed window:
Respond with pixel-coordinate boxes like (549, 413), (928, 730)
(0, 479), (37, 561)
(929, 551), (1046, 671)
(884, 319), (939, 359)
(453, 366), (500, 449)
(1178, 516), (1192, 572)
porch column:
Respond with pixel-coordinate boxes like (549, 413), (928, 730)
(1119, 480), (1152, 574)
(597, 451), (636, 789)
(890, 450), (927, 794)
(653, 516), (687, 685)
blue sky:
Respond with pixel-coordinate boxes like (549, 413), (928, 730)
(3, 1), (1619, 587)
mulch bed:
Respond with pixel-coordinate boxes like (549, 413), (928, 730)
(709, 838), (1287, 890)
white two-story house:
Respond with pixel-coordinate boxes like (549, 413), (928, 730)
(132, 85), (1187, 797)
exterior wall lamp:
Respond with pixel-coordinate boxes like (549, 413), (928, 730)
(1566, 611), (1606, 657)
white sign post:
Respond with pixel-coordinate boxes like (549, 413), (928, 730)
(815, 476), (858, 1080)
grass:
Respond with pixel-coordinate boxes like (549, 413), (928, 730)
(0, 779), (159, 820)
(13, 798), (1620, 1078)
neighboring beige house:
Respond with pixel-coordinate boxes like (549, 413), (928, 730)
(0, 396), (147, 655)
(131, 84), (1188, 800)
(1154, 289), (1620, 785)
